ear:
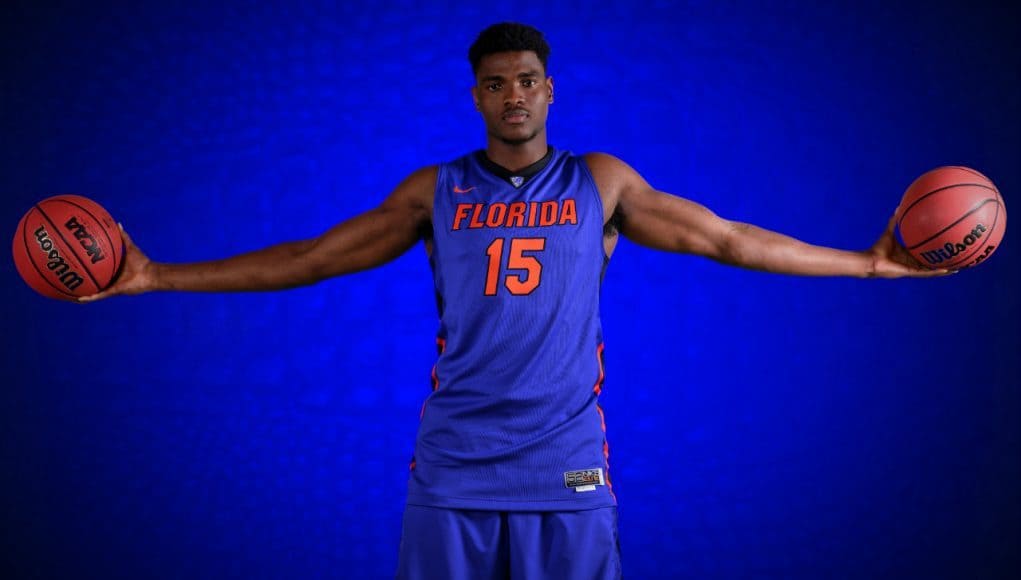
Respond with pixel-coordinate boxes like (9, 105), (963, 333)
(546, 76), (554, 104)
(471, 85), (480, 110)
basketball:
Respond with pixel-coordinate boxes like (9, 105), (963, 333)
(11, 194), (124, 301)
(894, 166), (1006, 270)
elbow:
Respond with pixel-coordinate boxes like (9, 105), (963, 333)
(715, 222), (750, 266)
(283, 239), (330, 288)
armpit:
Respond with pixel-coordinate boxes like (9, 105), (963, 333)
(603, 211), (622, 239)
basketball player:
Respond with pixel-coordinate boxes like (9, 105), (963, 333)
(82, 22), (947, 580)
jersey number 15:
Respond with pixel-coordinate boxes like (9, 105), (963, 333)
(484, 238), (546, 296)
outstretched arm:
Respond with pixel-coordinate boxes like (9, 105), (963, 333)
(81, 166), (436, 301)
(586, 153), (946, 278)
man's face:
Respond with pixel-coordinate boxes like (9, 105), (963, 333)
(472, 51), (554, 146)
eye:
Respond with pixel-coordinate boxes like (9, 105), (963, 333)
(521, 78), (537, 88)
(486, 82), (502, 92)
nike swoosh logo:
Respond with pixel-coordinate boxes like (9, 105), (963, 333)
(453, 185), (475, 194)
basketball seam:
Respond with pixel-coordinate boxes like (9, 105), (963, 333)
(896, 182), (997, 230)
(61, 196), (121, 273)
(906, 198), (999, 250)
(35, 203), (103, 292)
(952, 166), (996, 185)
(21, 212), (78, 298)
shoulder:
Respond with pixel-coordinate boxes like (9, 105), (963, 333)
(437, 150), (483, 173)
(580, 152), (649, 201)
(382, 165), (439, 219)
(580, 151), (623, 168)
(581, 152), (646, 182)
(581, 152), (625, 175)
(392, 165), (438, 197)
(406, 164), (439, 186)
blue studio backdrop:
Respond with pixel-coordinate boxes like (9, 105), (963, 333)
(2, 1), (1018, 578)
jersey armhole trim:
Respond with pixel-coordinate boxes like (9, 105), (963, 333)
(577, 155), (610, 262)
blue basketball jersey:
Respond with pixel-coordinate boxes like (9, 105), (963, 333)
(407, 148), (615, 511)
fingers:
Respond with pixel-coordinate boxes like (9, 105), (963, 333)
(907, 269), (956, 278)
(79, 222), (135, 303)
(78, 281), (126, 303)
(77, 291), (106, 303)
(895, 258), (958, 277)
(78, 285), (119, 303)
(118, 222), (137, 248)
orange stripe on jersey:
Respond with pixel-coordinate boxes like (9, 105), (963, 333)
(596, 402), (616, 501)
(592, 342), (606, 395)
(431, 337), (447, 392)
(420, 337), (448, 419)
(603, 440), (615, 501)
(593, 342), (613, 498)
(595, 403), (607, 432)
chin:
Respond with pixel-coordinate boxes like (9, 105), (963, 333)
(495, 126), (541, 146)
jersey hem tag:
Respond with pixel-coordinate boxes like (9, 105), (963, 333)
(564, 468), (604, 492)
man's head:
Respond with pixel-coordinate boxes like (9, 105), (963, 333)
(469, 23), (554, 147)
(468, 22), (550, 77)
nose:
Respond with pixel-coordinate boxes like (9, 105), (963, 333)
(504, 83), (525, 107)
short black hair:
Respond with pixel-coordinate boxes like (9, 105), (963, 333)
(468, 22), (550, 76)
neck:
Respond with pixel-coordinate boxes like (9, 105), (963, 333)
(485, 131), (549, 172)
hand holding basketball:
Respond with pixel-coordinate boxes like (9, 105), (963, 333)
(864, 209), (952, 278)
(894, 166), (1006, 270)
(77, 225), (157, 302)
(12, 194), (125, 300)
(10, 194), (159, 302)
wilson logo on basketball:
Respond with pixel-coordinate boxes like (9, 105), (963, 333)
(64, 216), (106, 263)
(918, 224), (987, 265)
(32, 226), (85, 291)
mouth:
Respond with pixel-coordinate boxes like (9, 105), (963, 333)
(502, 109), (530, 124)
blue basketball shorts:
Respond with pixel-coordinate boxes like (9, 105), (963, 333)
(395, 505), (622, 580)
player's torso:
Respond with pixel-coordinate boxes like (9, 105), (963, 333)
(408, 148), (615, 510)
